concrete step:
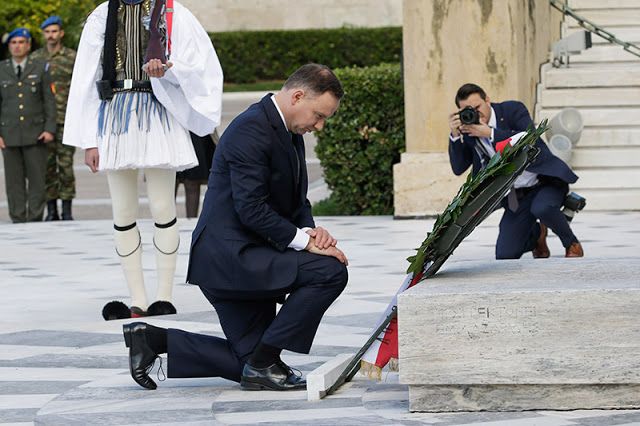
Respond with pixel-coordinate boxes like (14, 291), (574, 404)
(539, 106), (640, 127)
(566, 188), (640, 211)
(543, 64), (640, 88)
(569, 0), (640, 8)
(571, 167), (640, 189)
(569, 147), (640, 168)
(538, 87), (640, 108)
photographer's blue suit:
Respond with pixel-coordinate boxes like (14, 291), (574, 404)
(448, 100), (580, 259)
(165, 95), (348, 383)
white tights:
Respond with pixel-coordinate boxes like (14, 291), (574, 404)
(107, 168), (179, 310)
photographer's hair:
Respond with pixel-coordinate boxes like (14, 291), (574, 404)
(283, 63), (344, 100)
(455, 83), (487, 107)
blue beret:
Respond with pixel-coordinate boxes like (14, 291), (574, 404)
(6, 28), (31, 43)
(41, 16), (63, 30)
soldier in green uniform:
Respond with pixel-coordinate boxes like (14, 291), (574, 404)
(32, 16), (77, 220)
(0, 28), (56, 223)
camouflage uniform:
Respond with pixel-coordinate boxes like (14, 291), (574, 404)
(31, 45), (76, 201)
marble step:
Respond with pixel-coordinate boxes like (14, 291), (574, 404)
(563, 128), (640, 148)
(569, 147), (640, 168)
(564, 188), (640, 211)
(539, 106), (640, 127)
(571, 167), (640, 190)
(569, 0), (639, 8)
(567, 45), (640, 64)
(564, 26), (640, 43)
(537, 87), (640, 108)
(543, 64), (640, 88)
(563, 8), (640, 27)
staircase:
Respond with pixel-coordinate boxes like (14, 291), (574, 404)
(534, 0), (640, 211)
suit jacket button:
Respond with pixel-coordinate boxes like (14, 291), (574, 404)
(20, 116), (24, 121)
(18, 82), (22, 86)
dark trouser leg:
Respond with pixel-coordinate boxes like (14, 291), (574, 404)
(183, 179), (201, 218)
(530, 184), (578, 249)
(24, 144), (48, 222)
(167, 328), (245, 382)
(166, 252), (348, 380)
(166, 292), (278, 382)
(45, 138), (58, 201)
(496, 193), (538, 259)
(2, 147), (27, 223)
(261, 252), (348, 353)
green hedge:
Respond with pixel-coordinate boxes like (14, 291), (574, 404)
(315, 63), (405, 215)
(210, 27), (402, 84)
(0, 0), (103, 59)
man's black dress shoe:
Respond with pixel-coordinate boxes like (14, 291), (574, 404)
(123, 322), (158, 390)
(240, 361), (306, 391)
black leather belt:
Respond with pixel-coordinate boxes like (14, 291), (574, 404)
(515, 183), (541, 200)
(112, 79), (152, 91)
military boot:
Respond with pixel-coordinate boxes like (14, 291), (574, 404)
(62, 200), (74, 221)
(45, 200), (60, 221)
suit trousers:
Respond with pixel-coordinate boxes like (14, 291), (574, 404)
(167, 251), (348, 383)
(2, 144), (48, 223)
(496, 183), (578, 259)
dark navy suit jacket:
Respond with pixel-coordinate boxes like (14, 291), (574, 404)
(448, 100), (578, 184)
(187, 94), (314, 298)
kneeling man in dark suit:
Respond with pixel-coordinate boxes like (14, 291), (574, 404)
(448, 83), (583, 259)
(123, 63), (349, 391)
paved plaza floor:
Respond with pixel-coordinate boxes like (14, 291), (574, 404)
(1, 211), (639, 425)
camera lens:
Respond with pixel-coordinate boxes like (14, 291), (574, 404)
(459, 106), (479, 125)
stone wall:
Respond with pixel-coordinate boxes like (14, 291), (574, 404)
(180, 0), (402, 32)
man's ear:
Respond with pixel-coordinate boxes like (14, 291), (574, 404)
(291, 89), (305, 105)
(60, 30), (65, 38)
(485, 96), (491, 107)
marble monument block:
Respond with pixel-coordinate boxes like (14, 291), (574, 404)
(397, 258), (640, 412)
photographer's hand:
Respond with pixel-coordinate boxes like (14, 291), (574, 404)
(448, 111), (461, 138)
(460, 122), (492, 139)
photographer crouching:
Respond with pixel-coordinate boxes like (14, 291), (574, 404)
(448, 83), (584, 259)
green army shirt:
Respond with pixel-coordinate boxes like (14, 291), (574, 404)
(31, 45), (76, 125)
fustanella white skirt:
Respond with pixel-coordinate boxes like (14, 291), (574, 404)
(96, 91), (198, 171)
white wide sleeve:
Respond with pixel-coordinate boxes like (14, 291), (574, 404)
(150, 2), (223, 137)
(62, 2), (108, 149)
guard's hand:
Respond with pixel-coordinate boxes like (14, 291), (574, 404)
(460, 122), (492, 139)
(85, 147), (99, 173)
(0, 136), (4, 149)
(305, 237), (348, 265)
(143, 59), (173, 78)
(39, 131), (55, 144)
(306, 227), (337, 249)
(449, 111), (461, 138)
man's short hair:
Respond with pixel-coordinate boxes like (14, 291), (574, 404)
(283, 63), (344, 100)
(455, 83), (487, 107)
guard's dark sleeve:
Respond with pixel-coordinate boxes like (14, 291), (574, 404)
(41, 63), (57, 134)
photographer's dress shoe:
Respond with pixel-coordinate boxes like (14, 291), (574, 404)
(123, 322), (159, 390)
(532, 223), (550, 259)
(241, 361), (306, 391)
(566, 242), (584, 258)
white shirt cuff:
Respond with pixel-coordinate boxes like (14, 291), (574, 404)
(288, 227), (311, 251)
(450, 134), (461, 142)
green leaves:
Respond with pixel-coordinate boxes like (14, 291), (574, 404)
(314, 63), (405, 215)
(405, 121), (549, 274)
(210, 27), (402, 84)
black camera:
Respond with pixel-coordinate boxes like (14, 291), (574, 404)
(459, 105), (480, 125)
(562, 192), (586, 222)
